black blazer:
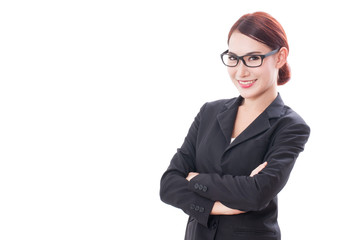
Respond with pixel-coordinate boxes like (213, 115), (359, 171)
(160, 94), (310, 240)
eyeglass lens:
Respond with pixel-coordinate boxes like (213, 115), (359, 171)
(222, 54), (263, 67)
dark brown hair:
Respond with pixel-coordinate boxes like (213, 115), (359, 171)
(228, 12), (290, 85)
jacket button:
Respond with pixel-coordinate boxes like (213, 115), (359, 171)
(202, 186), (208, 192)
(198, 184), (203, 190)
(194, 183), (199, 189)
(195, 205), (200, 211)
(212, 223), (217, 229)
(199, 207), (204, 213)
(190, 204), (195, 210)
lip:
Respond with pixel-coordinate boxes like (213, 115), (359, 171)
(238, 79), (257, 88)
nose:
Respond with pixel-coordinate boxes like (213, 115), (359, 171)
(235, 61), (250, 79)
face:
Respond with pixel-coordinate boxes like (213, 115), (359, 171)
(227, 31), (283, 101)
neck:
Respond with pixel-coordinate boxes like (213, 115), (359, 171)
(241, 89), (278, 112)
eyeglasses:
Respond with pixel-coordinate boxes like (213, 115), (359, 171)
(220, 48), (280, 68)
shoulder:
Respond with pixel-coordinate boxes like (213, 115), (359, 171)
(200, 97), (238, 114)
(275, 105), (311, 137)
(282, 105), (309, 126)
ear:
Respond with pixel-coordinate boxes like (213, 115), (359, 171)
(275, 47), (288, 69)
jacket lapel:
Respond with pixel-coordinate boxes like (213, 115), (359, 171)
(217, 94), (286, 152)
(226, 112), (271, 151)
(216, 96), (242, 143)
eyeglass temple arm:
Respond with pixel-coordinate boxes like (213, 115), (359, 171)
(264, 48), (280, 57)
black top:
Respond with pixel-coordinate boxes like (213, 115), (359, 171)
(160, 94), (310, 240)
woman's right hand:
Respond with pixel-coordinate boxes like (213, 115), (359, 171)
(210, 161), (268, 215)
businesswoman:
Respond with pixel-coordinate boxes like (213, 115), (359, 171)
(160, 12), (310, 240)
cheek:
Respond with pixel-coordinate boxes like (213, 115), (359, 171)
(260, 67), (277, 83)
(260, 61), (277, 78)
(253, 67), (271, 80)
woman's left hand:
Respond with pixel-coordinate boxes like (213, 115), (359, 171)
(186, 172), (199, 181)
(250, 161), (267, 177)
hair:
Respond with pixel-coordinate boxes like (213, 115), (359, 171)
(228, 12), (290, 85)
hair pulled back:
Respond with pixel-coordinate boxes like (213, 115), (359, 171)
(228, 12), (290, 85)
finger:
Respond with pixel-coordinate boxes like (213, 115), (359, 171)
(186, 172), (199, 181)
(250, 162), (268, 177)
(186, 172), (192, 181)
(256, 161), (267, 172)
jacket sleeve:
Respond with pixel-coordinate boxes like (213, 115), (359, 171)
(187, 120), (310, 212)
(160, 103), (215, 227)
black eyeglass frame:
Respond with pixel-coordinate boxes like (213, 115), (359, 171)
(220, 48), (280, 68)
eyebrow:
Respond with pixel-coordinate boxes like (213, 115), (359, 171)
(228, 51), (263, 56)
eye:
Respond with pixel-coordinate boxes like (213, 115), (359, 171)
(248, 55), (261, 61)
(228, 55), (237, 61)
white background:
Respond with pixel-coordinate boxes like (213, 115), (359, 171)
(1, 0), (359, 239)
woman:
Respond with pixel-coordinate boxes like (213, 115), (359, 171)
(160, 12), (310, 240)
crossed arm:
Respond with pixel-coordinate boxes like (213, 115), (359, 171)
(186, 161), (268, 215)
(160, 105), (310, 225)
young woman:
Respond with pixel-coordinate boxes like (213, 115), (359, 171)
(160, 12), (310, 240)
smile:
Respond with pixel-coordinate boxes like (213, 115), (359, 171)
(238, 79), (257, 88)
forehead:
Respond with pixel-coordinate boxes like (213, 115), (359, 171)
(228, 31), (271, 55)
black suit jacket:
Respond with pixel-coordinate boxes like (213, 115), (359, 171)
(160, 94), (310, 240)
